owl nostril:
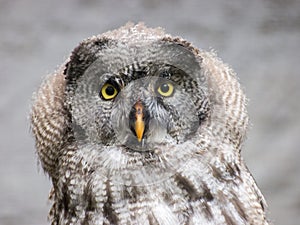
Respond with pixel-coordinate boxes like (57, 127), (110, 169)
(129, 100), (150, 142)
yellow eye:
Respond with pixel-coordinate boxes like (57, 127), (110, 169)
(157, 82), (174, 97)
(100, 83), (118, 100)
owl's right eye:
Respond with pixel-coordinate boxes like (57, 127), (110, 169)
(100, 83), (119, 100)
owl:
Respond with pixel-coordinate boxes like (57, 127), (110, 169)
(31, 23), (270, 225)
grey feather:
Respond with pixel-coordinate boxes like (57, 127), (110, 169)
(31, 23), (269, 225)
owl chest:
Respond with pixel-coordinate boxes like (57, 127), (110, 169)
(56, 169), (219, 225)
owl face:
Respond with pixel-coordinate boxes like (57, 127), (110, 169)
(68, 41), (210, 153)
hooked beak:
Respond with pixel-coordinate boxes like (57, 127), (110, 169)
(129, 101), (149, 142)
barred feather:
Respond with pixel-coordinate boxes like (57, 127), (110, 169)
(31, 23), (269, 225)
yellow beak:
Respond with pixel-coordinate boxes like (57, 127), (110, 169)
(134, 101), (145, 142)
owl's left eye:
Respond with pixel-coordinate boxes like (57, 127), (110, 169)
(157, 82), (174, 97)
(100, 83), (119, 100)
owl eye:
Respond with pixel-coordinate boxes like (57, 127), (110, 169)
(157, 82), (174, 97)
(100, 83), (119, 100)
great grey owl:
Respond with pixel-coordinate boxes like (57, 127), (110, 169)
(31, 23), (270, 225)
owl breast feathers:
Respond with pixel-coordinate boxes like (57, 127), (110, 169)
(31, 23), (270, 225)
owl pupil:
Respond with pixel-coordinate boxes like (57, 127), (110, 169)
(161, 83), (169, 93)
(105, 86), (115, 95)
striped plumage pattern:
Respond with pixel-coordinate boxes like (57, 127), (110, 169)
(31, 23), (269, 225)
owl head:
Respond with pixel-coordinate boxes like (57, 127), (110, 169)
(32, 23), (249, 185)
(65, 37), (211, 153)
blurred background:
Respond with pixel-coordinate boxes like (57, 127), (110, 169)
(0, 0), (299, 224)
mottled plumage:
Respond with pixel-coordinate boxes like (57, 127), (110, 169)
(31, 23), (269, 224)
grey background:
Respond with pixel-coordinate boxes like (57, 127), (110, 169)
(0, 0), (299, 224)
